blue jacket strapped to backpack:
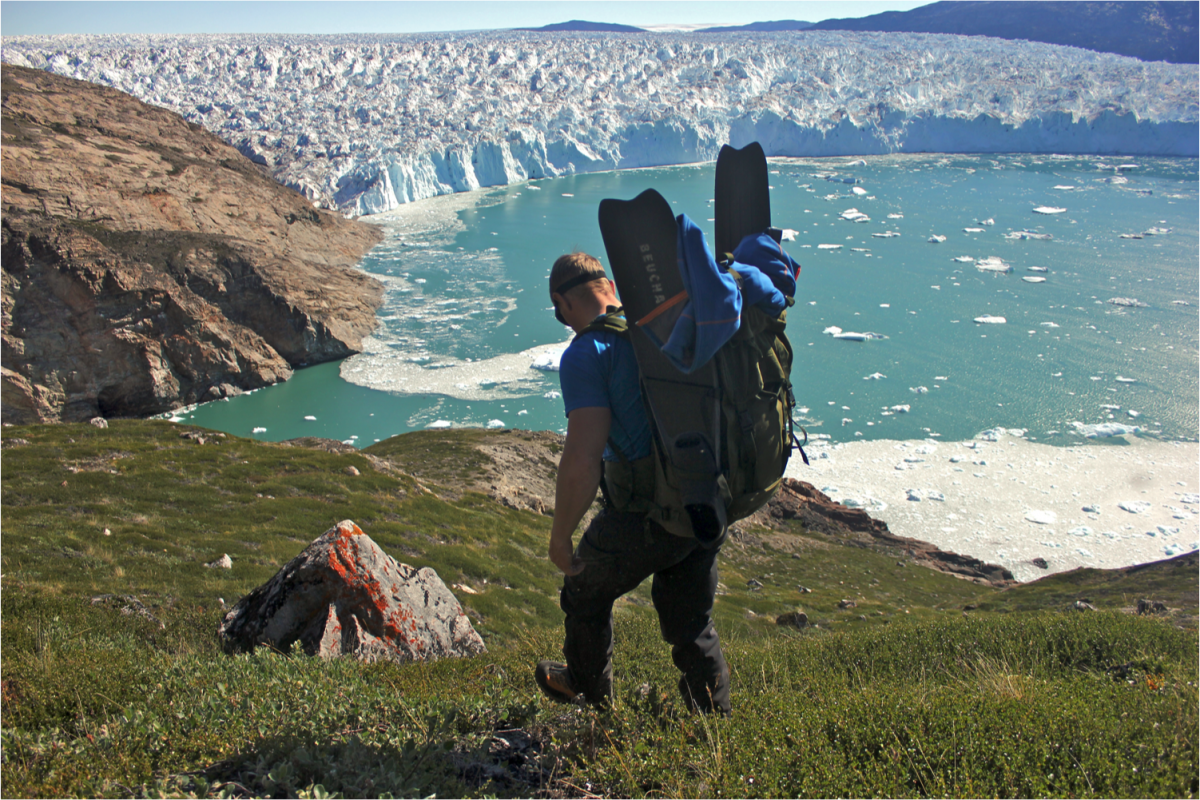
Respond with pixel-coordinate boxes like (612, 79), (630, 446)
(654, 214), (796, 374)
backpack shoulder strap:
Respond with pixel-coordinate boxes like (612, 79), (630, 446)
(577, 307), (629, 340)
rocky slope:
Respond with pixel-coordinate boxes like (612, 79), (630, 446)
(361, 428), (1017, 587)
(810, 1), (1198, 65)
(1, 64), (383, 423)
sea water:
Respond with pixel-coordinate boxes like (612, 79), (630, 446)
(179, 154), (1199, 449)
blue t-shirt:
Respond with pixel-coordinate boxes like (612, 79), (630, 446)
(559, 329), (652, 462)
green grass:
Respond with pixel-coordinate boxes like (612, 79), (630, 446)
(2, 422), (1197, 797)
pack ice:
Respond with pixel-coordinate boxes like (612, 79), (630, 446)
(4, 30), (1196, 215)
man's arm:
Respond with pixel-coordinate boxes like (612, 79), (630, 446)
(549, 406), (611, 575)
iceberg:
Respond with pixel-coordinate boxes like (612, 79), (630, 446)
(973, 315), (1007, 323)
(1071, 421), (1140, 438)
(6, 30), (1196, 215)
(928, 235), (947, 243)
(1022, 276), (1047, 283)
(976, 256), (1012, 273)
(1033, 206), (1066, 214)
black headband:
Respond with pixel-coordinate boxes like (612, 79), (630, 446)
(552, 272), (605, 296)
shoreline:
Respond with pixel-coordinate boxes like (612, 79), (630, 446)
(785, 431), (1199, 582)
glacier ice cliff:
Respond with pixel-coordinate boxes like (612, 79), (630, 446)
(4, 31), (1196, 216)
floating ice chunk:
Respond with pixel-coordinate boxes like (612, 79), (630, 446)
(780, 229), (798, 241)
(1025, 510), (1057, 525)
(980, 218), (994, 226)
(928, 235), (947, 243)
(1033, 206), (1066, 214)
(1119, 233), (1144, 240)
(976, 256), (1012, 273)
(1157, 525), (1180, 536)
(1144, 227), (1172, 235)
(823, 326), (843, 335)
(531, 348), (567, 371)
(872, 231), (901, 238)
(1027, 266), (1048, 272)
(926, 491), (945, 501)
(834, 332), (867, 341)
(973, 315), (1007, 324)
(910, 386), (929, 394)
(841, 208), (869, 221)
(544, 390), (562, 399)
(1118, 500), (1152, 514)
(426, 420), (453, 429)
(852, 186), (868, 196)
(486, 419), (505, 429)
(1004, 231), (1053, 240)
(1022, 276), (1046, 283)
(841, 417), (853, 426)
(953, 256), (975, 263)
(863, 372), (887, 380)
(963, 227), (986, 233)
(841, 496), (887, 512)
(1180, 493), (1199, 505)
(1071, 421), (1140, 438)
(1108, 297), (1148, 307)
(1069, 525), (1093, 537)
(1126, 410), (1140, 418)
(518, 409), (528, 416)
(304, 415), (317, 421)
(818, 244), (843, 250)
(1106, 175), (1129, 184)
(414, 278), (427, 284)
(1115, 376), (1136, 383)
(890, 404), (911, 413)
(1040, 322), (1060, 328)
(1077, 548), (1093, 558)
(1081, 504), (1100, 513)
(906, 489), (923, 501)
(887, 213), (904, 219)
(1053, 185), (1075, 190)
(252, 427), (267, 433)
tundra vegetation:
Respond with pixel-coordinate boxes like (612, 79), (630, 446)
(2, 421), (1196, 798)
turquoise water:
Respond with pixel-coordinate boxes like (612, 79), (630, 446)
(179, 154), (1199, 448)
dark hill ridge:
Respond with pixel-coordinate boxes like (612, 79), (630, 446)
(1, 64), (384, 424)
(809, 1), (1198, 64)
(520, 20), (645, 33)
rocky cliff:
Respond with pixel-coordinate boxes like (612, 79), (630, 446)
(1, 64), (384, 423)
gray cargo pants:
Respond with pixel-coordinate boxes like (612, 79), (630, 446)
(560, 507), (731, 714)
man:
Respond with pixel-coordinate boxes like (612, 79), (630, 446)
(535, 252), (731, 715)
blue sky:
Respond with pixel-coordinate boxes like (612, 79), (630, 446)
(1, 1), (928, 36)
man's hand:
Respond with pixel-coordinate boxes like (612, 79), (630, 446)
(549, 532), (585, 576)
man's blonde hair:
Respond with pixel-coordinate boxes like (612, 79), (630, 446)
(549, 252), (607, 298)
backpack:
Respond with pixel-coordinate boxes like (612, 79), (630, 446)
(581, 296), (802, 542)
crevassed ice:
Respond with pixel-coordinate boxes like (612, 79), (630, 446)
(5, 31), (1195, 214)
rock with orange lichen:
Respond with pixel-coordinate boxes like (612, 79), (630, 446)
(217, 520), (485, 662)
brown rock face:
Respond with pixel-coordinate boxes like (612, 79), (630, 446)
(1, 65), (384, 422)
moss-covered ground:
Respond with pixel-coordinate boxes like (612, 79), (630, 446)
(2, 422), (1196, 797)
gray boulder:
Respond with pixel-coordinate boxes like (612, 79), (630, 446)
(218, 520), (485, 662)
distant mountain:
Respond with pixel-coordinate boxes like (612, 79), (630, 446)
(520, 20), (645, 33)
(808, 1), (1198, 64)
(698, 20), (815, 33)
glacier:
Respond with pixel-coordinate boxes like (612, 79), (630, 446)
(3, 30), (1196, 216)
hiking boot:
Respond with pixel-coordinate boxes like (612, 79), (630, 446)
(535, 661), (581, 704)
